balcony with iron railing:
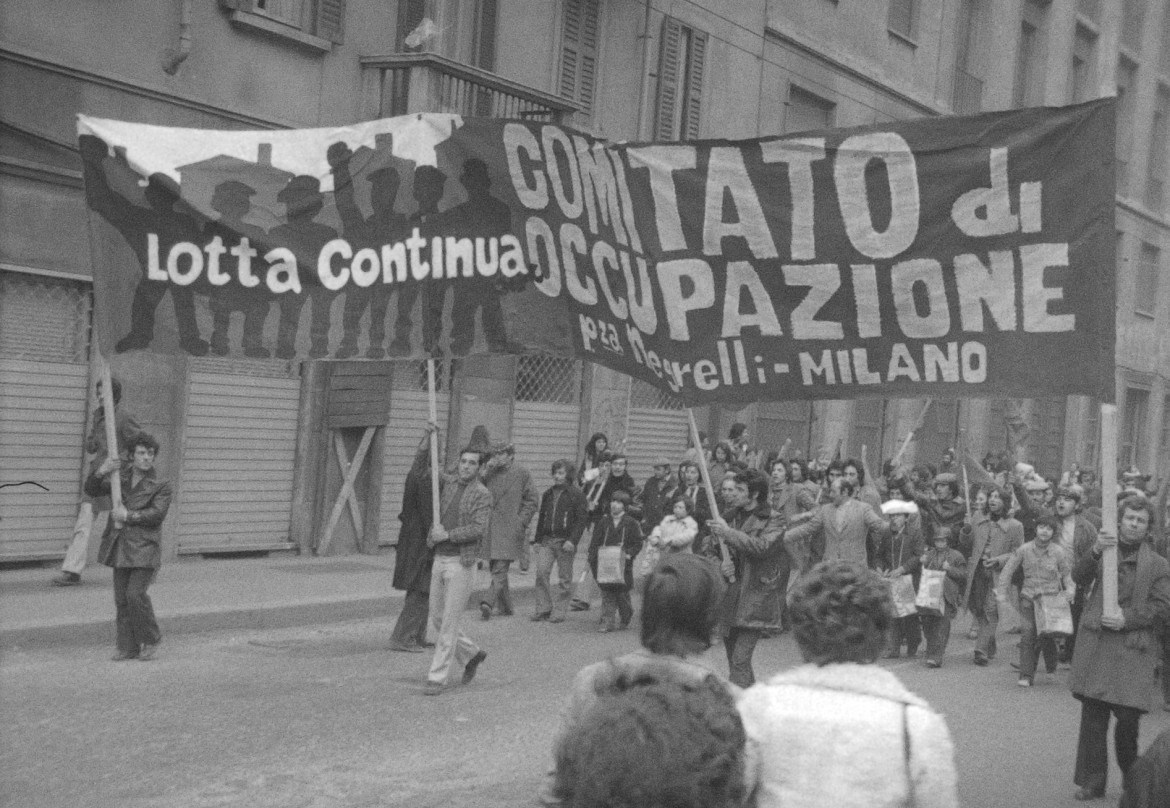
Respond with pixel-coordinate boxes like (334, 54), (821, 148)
(952, 68), (983, 116)
(359, 52), (579, 124)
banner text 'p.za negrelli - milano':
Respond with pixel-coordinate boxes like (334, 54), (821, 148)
(78, 98), (1115, 405)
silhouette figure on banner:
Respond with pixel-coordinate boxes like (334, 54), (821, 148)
(327, 141), (409, 359)
(393, 164), (449, 356)
(268, 175), (339, 359)
(79, 135), (209, 356)
(446, 158), (519, 354)
(202, 180), (271, 357)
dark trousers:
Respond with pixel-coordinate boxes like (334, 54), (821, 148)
(113, 567), (160, 653)
(889, 614), (922, 655)
(1017, 596), (1058, 679)
(483, 559), (513, 614)
(599, 586), (632, 628)
(920, 613), (952, 664)
(1074, 697), (1143, 794)
(389, 589), (429, 647)
(724, 627), (762, 688)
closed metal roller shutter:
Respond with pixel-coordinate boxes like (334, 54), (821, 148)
(378, 361), (451, 545)
(511, 355), (582, 500)
(512, 402), (579, 489)
(0, 360), (89, 559)
(0, 271), (92, 560)
(176, 358), (300, 553)
(625, 379), (688, 483)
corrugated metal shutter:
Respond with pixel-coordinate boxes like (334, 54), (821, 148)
(0, 270), (91, 560)
(0, 359), (89, 559)
(512, 401), (579, 489)
(378, 382), (450, 545)
(626, 379), (689, 483)
(176, 358), (300, 553)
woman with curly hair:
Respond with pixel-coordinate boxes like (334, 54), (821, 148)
(738, 560), (959, 808)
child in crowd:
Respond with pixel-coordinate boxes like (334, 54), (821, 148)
(998, 514), (1074, 687)
(587, 491), (642, 633)
(642, 495), (699, 573)
(880, 499), (925, 659)
(919, 525), (967, 668)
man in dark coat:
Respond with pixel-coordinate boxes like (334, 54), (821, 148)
(707, 468), (786, 687)
(389, 428), (437, 652)
(531, 459), (589, 622)
(636, 456), (678, 536)
(84, 432), (173, 662)
(1069, 497), (1170, 801)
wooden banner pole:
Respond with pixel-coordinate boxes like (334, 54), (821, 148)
(427, 359), (441, 529)
(1099, 403), (1121, 620)
(891, 398), (933, 469)
(687, 408), (733, 582)
(959, 428), (971, 517)
(98, 355), (123, 528)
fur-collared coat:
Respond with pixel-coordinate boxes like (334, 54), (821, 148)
(739, 663), (959, 808)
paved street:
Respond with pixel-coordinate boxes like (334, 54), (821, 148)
(3, 588), (1168, 808)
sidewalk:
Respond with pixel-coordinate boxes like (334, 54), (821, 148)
(0, 550), (541, 649)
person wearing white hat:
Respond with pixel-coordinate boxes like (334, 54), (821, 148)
(878, 499), (925, 659)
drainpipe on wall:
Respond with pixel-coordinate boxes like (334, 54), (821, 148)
(635, 0), (653, 139)
(162, 0), (193, 75)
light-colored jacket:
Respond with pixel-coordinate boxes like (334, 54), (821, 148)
(648, 515), (698, 552)
(739, 663), (959, 808)
(785, 498), (888, 570)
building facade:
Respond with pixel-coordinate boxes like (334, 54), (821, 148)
(1, 0), (1167, 561)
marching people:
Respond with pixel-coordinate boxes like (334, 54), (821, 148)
(84, 433), (173, 662)
(783, 478), (889, 573)
(53, 376), (141, 587)
(640, 495), (699, 576)
(1068, 496), (1170, 801)
(577, 432), (609, 486)
(636, 456), (678, 537)
(738, 560), (960, 808)
(960, 486), (1024, 666)
(842, 457), (883, 514)
(587, 490), (642, 633)
(389, 428), (438, 652)
(422, 437), (493, 696)
(706, 469), (786, 688)
(678, 460), (713, 552)
(913, 471), (967, 550)
(878, 499), (925, 659)
(1053, 484), (1099, 663)
(478, 442), (538, 621)
(918, 525), (968, 668)
(998, 514), (1075, 687)
(531, 459), (588, 623)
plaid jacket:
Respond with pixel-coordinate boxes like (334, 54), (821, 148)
(436, 473), (493, 568)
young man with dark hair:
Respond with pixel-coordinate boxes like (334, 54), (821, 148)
(707, 469), (786, 687)
(84, 432), (172, 662)
(423, 446), (493, 696)
(531, 459), (588, 623)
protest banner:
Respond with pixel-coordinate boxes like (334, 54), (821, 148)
(79, 98), (1115, 406)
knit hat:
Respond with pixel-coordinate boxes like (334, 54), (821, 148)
(465, 425), (493, 454)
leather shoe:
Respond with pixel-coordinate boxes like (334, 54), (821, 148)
(530, 613), (550, 622)
(389, 642), (425, 653)
(462, 650), (487, 685)
(52, 572), (81, 586)
(138, 642), (160, 662)
(479, 602), (492, 621)
(973, 653), (989, 667)
(570, 600), (590, 612)
(1072, 787), (1103, 801)
(548, 615), (565, 624)
(422, 681), (444, 696)
(111, 650), (139, 661)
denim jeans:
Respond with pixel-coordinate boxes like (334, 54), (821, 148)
(919, 613), (952, 664)
(426, 555), (481, 685)
(533, 540), (575, 618)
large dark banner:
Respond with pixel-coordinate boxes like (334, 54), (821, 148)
(79, 99), (1115, 405)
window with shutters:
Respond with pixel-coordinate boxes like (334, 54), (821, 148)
(888, 0), (917, 42)
(559, 0), (601, 117)
(654, 17), (708, 141)
(1135, 242), (1161, 317)
(785, 85), (835, 134)
(221, 0), (345, 51)
(1122, 387), (1150, 469)
(0, 271), (91, 363)
(1147, 86), (1168, 212)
